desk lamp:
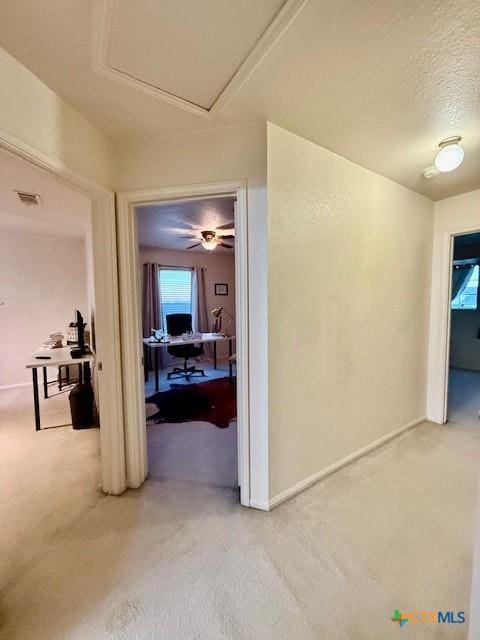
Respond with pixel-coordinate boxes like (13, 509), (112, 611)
(211, 307), (233, 336)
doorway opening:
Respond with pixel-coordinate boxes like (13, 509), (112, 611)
(0, 147), (98, 431)
(446, 231), (480, 428)
(0, 146), (111, 566)
(117, 180), (252, 506)
(137, 196), (239, 491)
(0, 136), (125, 495)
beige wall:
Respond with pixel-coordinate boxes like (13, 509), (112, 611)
(140, 247), (235, 359)
(0, 47), (114, 187)
(267, 123), (434, 498)
(0, 231), (87, 387)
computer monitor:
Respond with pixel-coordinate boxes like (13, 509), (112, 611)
(75, 309), (85, 353)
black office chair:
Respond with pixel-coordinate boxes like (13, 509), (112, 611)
(166, 313), (205, 380)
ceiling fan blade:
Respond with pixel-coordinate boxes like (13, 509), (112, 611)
(219, 242), (234, 249)
(186, 242), (202, 249)
(216, 223), (235, 231)
(217, 234), (235, 239)
(179, 235), (198, 239)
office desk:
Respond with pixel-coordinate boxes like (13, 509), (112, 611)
(143, 333), (235, 392)
(26, 347), (95, 431)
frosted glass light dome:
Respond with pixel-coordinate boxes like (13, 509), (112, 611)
(435, 139), (464, 173)
(202, 238), (217, 251)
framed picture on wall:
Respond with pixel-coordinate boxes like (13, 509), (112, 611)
(215, 283), (228, 296)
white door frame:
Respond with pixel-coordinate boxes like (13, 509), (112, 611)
(428, 226), (480, 424)
(0, 129), (126, 495)
(117, 180), (252, 506)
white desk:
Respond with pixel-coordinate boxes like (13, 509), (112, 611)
(26, 347), (95, 430)
(143, 333), (235, 391)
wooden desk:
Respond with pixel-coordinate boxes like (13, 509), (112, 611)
(26, 347), (95, 431)
(143, 333), (235, 392)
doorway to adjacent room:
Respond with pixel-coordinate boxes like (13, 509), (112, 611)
(0, 135), (125, 496)
(117, 181), (251, 506)
(446, 232), (480, 428)
(137, 196), (239, 492)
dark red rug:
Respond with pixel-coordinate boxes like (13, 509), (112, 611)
(146, 377), (236, 428)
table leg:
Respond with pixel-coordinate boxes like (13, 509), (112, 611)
(154, 349), (159, 392)
(66, 365), (70, 385)
(228, 340), (233, 379)
(78, 364), (83, 384)
(43, 366), (48, 399)
(32, 368), (41, 431)
(59, 365), (63, 391)
(213, 341), (217, 369)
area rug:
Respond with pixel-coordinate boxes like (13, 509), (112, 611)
(146, 377), (236, 428)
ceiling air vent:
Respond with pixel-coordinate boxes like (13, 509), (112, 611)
(15, 191), (41, 206)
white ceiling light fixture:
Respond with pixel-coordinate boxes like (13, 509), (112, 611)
(202, 236), (218, 251)
(434, 136), (464, 173)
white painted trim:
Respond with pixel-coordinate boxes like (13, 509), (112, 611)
(0, 130), (126, 496)
(427, 224), (480, 424)
(116, 194), (148, 488)
(0, 382), (32, 391)
(269, 417), (426, 509)
(116, 180), (264, 507)
(249, 500), (270, 512)
(91, 0), (307, 118)
(233, 188), (250, 506)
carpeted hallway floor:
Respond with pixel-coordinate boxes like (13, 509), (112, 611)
(1, 386), (479, 639)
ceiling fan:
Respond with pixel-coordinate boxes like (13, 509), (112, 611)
(183, 228), (234, 251)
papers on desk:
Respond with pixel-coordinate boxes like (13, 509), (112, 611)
(181, 332), (201, 340)
(43, 332), (64, 349)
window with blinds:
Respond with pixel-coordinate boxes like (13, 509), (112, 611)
(158, 268), (193, 328)
(451, 264), (479, 310)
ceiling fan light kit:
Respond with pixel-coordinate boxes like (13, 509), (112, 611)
(186, 229), (234, 252)
(202, 236), (218, 251)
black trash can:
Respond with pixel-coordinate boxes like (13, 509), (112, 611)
(69, 363), (96, 429)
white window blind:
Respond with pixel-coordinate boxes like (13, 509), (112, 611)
(452, 265), (479, 310)
(159, 268), (193, 328)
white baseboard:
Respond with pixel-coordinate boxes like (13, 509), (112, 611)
(269, 416), (426, 510)
(249, 499), (270, 511)
(0, 381), (31, 391)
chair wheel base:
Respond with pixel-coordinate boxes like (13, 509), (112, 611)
(167, 364), (206, 380)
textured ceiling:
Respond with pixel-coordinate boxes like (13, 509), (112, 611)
(0, 0), (478, 200)
(0, 149), (90, 239)
(137, 197), (235, 253)
(106, 0), (284, 109)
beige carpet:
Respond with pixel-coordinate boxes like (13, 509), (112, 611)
(1, 386), (479, 639)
